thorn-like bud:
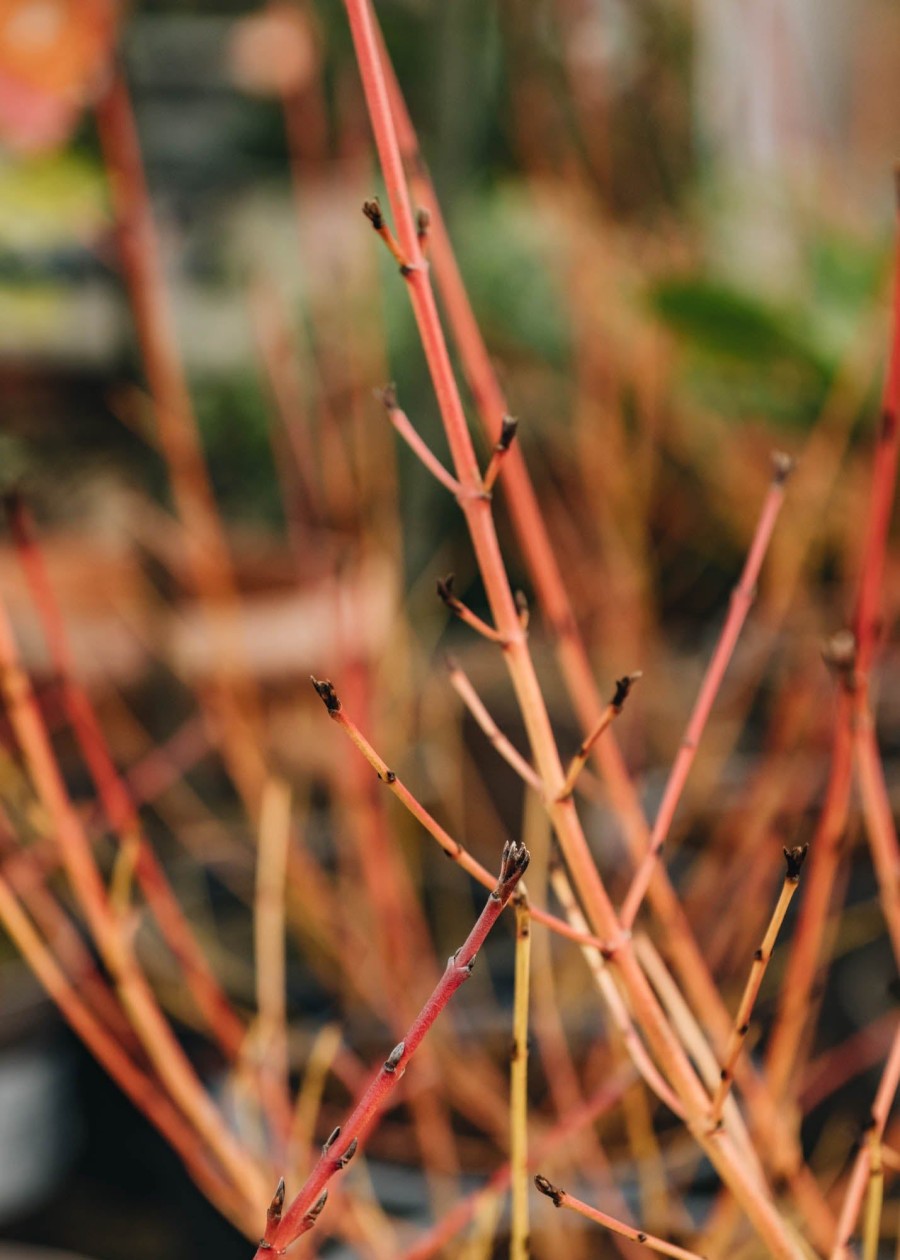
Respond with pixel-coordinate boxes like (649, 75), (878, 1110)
(783, 843), (809, 882)
(322, 1126), (341, 1154)
(362, 198), (383, 230)
(771, 450), (795, 485)
(496, 414), (518, 452)
(416, 207), (431, 239)
(304, 1189), (328, 1225)
(310, 676), (341, 714)
(436, 574), (456, 605)
(534, 1174), (563, 1206)
(335, 1137), (358, 1169)
(376, 382), (398, 411)
(494, 839), (531, 901)
(384, 1040), (406, 1073)
(267, 1177), (285, 1222)
(611, 671), (642, 710)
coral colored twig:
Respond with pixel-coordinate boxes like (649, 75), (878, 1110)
(619, 453), (794, 932)
(534, 1175), (706, 1260)
(378, 385), (463, 497)
(251, 839), (530, 1255)
(309, 676), (605, 951)
(447, 658), (543, 790)
(437, 576), (507, 645)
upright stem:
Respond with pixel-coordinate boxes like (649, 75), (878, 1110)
(343, 5), (804, 1255)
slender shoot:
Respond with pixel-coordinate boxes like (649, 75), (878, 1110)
(557, 673), (641, 801)
(534, 1175), (707, 1260)
(252, 840), (531, 1254)
(708, 845), (808, 1129)
(482, 415), (519, 494)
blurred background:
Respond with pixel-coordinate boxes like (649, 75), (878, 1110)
(0, 1), (899, 1257)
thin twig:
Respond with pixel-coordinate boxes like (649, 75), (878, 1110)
(437, 576), (506, 644)
(510, 806), (534, 1260)
(534, 1175), (707, 1260)
(447, 658), (543, 790)
(558, 673), (641, 800)
(708, 845), (808, 1129)
(309, 676), (605, 951)
(251, 839), (530, 1254)
(482, 415), (519, 494)
(620, 453), (794, 932)
(378, 384), (463, 497)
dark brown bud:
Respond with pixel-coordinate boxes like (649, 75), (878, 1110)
(496, 414), (518, 451)
(322, 1126), (341, 1154)
(304, 1190), (328, 1225)
(267, 1177), (285, 1222)
(416, 207), (431, 238)
(362, 198), (383, 230)
(611, 671), (642, 710)
(335, 1137), (358, 1169)
(494, 839), (530, 900)
(310, 676), (341, 714)
(384, 1041), (405, 1073)
(534, 1174), (563, 1207)
(436, 574), (456, 605)
(783, 843), (809, 882)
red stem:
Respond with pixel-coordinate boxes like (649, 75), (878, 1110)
(252, 841), (530, 1254)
